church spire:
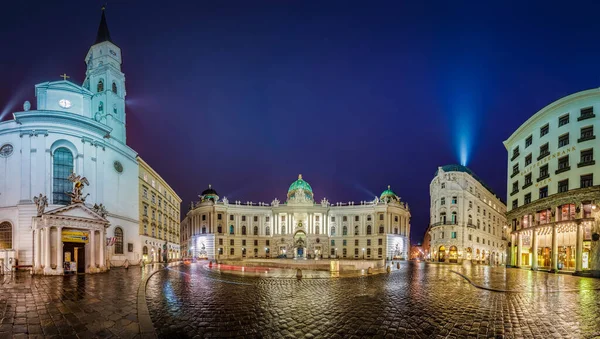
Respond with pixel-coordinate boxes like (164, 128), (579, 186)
(94, 5), (112, 44)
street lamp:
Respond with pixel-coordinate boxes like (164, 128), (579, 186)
(362, 248), (365, 259)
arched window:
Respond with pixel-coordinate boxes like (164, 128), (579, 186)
(253, 226), (258, 236)
(315, 226), (319, 234)
(114, 227), (124, 254)
(143, 222), (148, 235)
(0, 222), (12, 249)
(440, 212), (446, 224)
(331, 226), (336, 236)
(112, 82), (117, 94)
(52, 147), (73, 205)
(97, 79), (104, 92)
(241, 226), (247, 235)
(366, 225), (372, 235)
(229, 225), (234, 234)
(343, 226), (348, 236)
(379, 226), (384, 234)
(281, 225), (285, 234)
(98, 101), (104, 112)
(468, 215), (473, 225)
(143, 246), (148, 255)
(217, 226), (222, 234)
(202, 227), (206, 234)
(354, 226), (359, 235)
(451, 212), (457, 224)
(265, 226), (270, 236)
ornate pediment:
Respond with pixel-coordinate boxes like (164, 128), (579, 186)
(41, 203), (109, 225)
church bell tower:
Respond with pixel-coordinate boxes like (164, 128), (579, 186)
(83, 6), (127, 143)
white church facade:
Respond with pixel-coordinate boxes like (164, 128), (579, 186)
(180, 175), (411, 261)
(0, 9), (165, 274)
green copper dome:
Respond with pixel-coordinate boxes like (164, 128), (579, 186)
(380, 185), (399, 202)
(288, 174), (313, 194)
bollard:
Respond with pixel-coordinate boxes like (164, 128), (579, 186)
(296, 269), (302, 279)
(367, 267), (373, 274)
(396, 262), (400, 269)
(386, 265), (391, 273)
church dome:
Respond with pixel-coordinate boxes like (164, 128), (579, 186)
(287, 174), (314, 202)
(380, 185), (399, 202)
(200, 184), (219, 202)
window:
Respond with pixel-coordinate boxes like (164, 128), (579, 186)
(366, 215), (371, 221)
(241, 226), (247, 235)
(218, 214), (222, 220)
(378, 248), (383, 256)
(151, 227), (155, 237)
(539, 186), (548, 199)
(468, 234), (472, 241)
(112, 82), (117, 94)
(525, 135), (533, 148)
(97, 79), (104, 92)
(202, 215), (206, 221)
(52, 147), (74, 205)
(217, 226), (222, 234)
(0, 222), (12, 249)
(143, 246), (148, 255)
(367, 248), (371, 256)
(354, 248), (359, 256)
(441, 197), (446, 205)
(354, 216), (359, 222)
(525, 154), (532, 166)
(343, 239), (347, 246)
(265, 227), (270, 236)
(354, 239), (359, 246)
(580, 126), (594, 142)
(580, 149), (594, 166)
(253, 226), (258, 236)
(394, 227), (399, 234)
(229, 225), (234, 234)
(331, 226), (335, 236)
(98, 101), (104, 113)
(315, 226), (319, 234)
(343, 216), (347, 222)
(143, 205), (148, 216)
(558, 179), (569, 193)
(579, 107), (594, 121)
(540, 124), (549, 137)
(315, 216), (319, 221)
(512, 163), (519, 176)
(230, 248), (234, 255)
(558, 133), (569, 148)
(452, 196), (457, 204)
(539, 143), (549, 160)
(451, 232), (457, 239)
(266, 216), (270, 222)
(343, 226), (348, 236)
(394, 216), (398, 222)
(524, 173), (532, 187)
(331, 216), (336, 222)
(469, 201), (472, 209)
(512, 181), (519, 194)
(558, 114), (569, 127)
(366, 225), (372, 235)
(512, 146), (520, 160)
(539, 164), (549, 179)
(512, 199), (518, 209)
(441, 232), (444, 239)
(201, 227), (206, 234)
(440, 212), (446, 224)
(143, 222), (147, 235)
(379, 214), (383, 220)
(524, 193), (531, 204)
(367, 239), (371, 246)
(266, 240), (270, 246)
(379, 226), (384, 234)
(378, 239), (383, 245)
(343, 248), (347, 256)
(242, 240), (246, 246)
(331, 240), (335, 246)
(230, 215), (234, 221)
(253, 216), (258, 222)
(242, 216), (246, 222)
(441, 183), (446, 189)
(230, 239), (234, 246)
(451, 212), (457, 224)
(581, 174), (593, 188)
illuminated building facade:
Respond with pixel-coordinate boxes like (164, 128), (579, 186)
(429, 165), (508, 264)
(181, 175), (411, 261)
(504, 89), (600, 274)
(138, 157), (181, 262)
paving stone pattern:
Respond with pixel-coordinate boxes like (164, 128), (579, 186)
(0, 265), (160, 339)
(146, 262), (600, 338)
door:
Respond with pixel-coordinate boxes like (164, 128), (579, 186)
(75, 246), (85, 273)
(297, 247), (304, 257)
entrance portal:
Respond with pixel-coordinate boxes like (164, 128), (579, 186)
(63, 242), (86, 274)
(297, 247), (304, 257)
(293, 230), (307, 258)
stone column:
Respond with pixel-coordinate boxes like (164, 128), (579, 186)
(575, 222), (583, 273)
(45, 228), (52, 269)
(35, 229), (41, 269)
(99, 228), (105, 269)
(531, 229), (538, 270)
(516, 232), (522, 267)
(56, 227), (63, 274)
(90, 230), (96, 271)
(551, 225), (558, 272)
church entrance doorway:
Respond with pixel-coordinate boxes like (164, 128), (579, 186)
(294, 231), (307, 259)
(63, 242), (86, 274)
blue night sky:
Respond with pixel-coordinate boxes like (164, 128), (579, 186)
(2, 1), (600, 243)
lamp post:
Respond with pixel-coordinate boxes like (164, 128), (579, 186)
(362, 248), (365, 259)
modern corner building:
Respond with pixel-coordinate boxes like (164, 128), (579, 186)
(504, 89), (600, 274)
(181, 175), (411, 261)
(429, 165), (508, 264)
(138, 157), (181, 262)
(0, 9), (180, 274)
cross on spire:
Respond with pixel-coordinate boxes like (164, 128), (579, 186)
(60, 73), (70, 81)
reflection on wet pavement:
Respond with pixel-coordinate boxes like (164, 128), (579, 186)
(145, 261), (600, 338)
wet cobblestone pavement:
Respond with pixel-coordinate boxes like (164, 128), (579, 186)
(0, 264), (162, 338)
(146, 262), (600, 338)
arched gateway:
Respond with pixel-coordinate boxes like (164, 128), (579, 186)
(294, 230), (307, 258)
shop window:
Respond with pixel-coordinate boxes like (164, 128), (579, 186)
(0, 222), (12, 250)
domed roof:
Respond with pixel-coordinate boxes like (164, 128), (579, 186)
(201, 184), (218, 196)
(288, 174), (313, 194)
(380, 185), (398, 201)
(200, 184), (219, 202)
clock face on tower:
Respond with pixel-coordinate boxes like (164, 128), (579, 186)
(58, 99), (72, 109)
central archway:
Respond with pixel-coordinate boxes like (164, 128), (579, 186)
(294, 230), (307, 258)
(438, 245), (446, 262)
(449, 246), (458, 263)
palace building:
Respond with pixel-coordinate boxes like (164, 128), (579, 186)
(0, 8), (180, 274)
(429, 165), (508, 264)
(504, 89), (600, 274)
(181, 175), (411, 261)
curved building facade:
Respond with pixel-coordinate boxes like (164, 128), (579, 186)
(181, 175), (411, 260)
(504, 89), (600, 273)
(429, 165), (508, 264)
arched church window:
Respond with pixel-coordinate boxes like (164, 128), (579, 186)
(331, 226), (336, 236)
(241, 226), (247, 235)
(98, 101), (103, 112)
(0, 222), (12, 250)
(253, 226), (258, 236)
(342, 226), (348, 236)
(229, 225), (235, 235)
(379, 226), (384, 234)
(97, 79), (104, 92)
(112, 82), (117, 94)
(52, 147), (73, 205)
(366, 225), (372, 235)
(114, 227), (124, 254)
(265, 226), (270, 236)
(354, 226), (359, 236)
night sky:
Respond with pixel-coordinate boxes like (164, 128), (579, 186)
(2, 1), (600, 243)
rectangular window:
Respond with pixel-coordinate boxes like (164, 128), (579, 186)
(512, 146), (520, 160)
(512, 199), (518, 209)
(219, 238), (223, 245)
(254, 240), (258, 246)
(230, 239), (234, 246)
(581, 174), (593, 188)
(343, 216), (348, 222)
(354, 248), (359, 256)
(580, 126), (594, 142)
(282, 216), (286, 221)
(580, 149), (594, 166)
(558, 133), (569, 148)
(218, 214), (222, 220)
(558, 114), (569, 126)
(242, 216), (246, 221)
(477, 237), (480, 243)
(230, 215), (234, 221)
(266, 240), (270, 246)
(524, 173), (532, 186)
(331, 216), (335, 222)
(539, 143), (549, 160)
(539, 186), (548, 199)
(242, 240), (246, 246)
(266, 216), (270, 222)
(469, 201), (472, 208)
(579, 106), (594, 121)
(379, 214), (384, 220)
(367, 239), (371, 246)
(512, 181), (519, 194)
(558, 179), (569, 193)
(540, 124), (549, 137)
(525, 135), (533, 148)
(539, 164), (549, 179)
(512, 163), (519, 176)
(558, 156), (569, 170)
(452, 196), (457, 204)
(202, 215), (206, 221)
(451, 232), (457, 239)
(253, 216), (258, 222)
(343, 240), (347, 246)
(354, 216), (359, 222)
(522, 193), (531, 204)
(378, 238), (383, 245)
(525, 154), (532, 166)
(468, 234), (472, 241)
(331, 240), (335, 246)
